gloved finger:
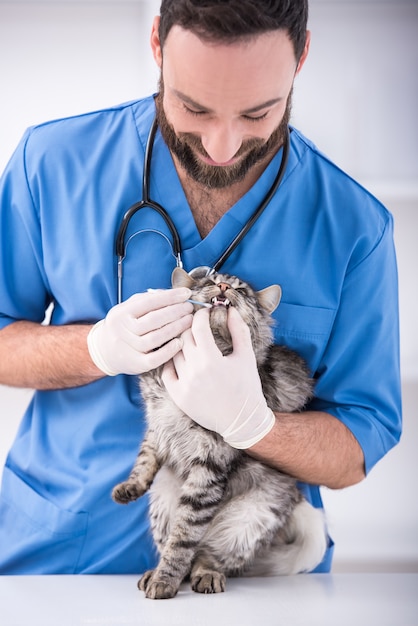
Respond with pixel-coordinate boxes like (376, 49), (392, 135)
(130, 300), (193, 336)
(161, 358), (179, 388)
(226, 306), (254, 358)
(134, 312), (193, 354)
(168, 329), (193, 377)
(120, 287), (192, 319)
(139, 337), (185, 372)
(186, 308), (222, 356)
(177, 327), (196, 351)
(163, 344), (202, 403)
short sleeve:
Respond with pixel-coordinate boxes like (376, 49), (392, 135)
(0, 130), (51, 329)
(309, 214), (402, 473)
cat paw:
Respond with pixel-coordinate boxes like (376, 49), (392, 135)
(111, 481), (145, 504)
(191, 571), (226, 594)
(138, 570), (178, 600)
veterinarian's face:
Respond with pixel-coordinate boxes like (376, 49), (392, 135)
(151, 19), (310, 188)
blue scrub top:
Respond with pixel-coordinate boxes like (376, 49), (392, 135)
(0, 96), (401, 574)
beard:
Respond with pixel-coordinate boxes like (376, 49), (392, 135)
(155, 79), (291, 189)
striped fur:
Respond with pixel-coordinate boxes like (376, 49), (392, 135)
(112, 271), (327, 599)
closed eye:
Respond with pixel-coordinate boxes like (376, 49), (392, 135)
(187, 110), (206, 118)
(183, 104), (207, 117)
(242, 112), (269, 122)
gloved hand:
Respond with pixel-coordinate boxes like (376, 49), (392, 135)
(87, 288), (193, 376)
(162, 307), (275, 449)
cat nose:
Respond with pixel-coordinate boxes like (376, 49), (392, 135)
(218, 282), (230, 293)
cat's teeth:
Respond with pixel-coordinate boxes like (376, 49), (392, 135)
(211, 297), (231, 307)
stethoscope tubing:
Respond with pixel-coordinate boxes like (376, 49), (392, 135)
(116, 117), (182, 261)
(115, 114), (290, 303)
(211, 129), (290, 273)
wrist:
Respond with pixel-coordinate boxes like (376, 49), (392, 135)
(87, 320), (119, 377)
(222, 404), (276, 450)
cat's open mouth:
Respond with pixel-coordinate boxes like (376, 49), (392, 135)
(211, 296), (231, 308)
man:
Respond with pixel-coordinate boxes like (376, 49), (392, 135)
(0, 0), (401, 574)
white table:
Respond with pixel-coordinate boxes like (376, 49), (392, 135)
(0, 573), (417, 626)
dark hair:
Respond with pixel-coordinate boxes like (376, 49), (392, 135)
(158, 0), (308, 62)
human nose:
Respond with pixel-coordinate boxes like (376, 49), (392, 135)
(201, 123), (242, 165)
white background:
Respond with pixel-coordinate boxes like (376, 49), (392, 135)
(0, 0), (417, 571)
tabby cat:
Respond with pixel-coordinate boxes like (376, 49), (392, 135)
(112, 268), (327, 599)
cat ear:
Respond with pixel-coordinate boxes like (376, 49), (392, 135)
(171, 267), (196, 289)
(256, 285), (282, 313)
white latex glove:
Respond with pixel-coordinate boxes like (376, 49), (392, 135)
(87, 288), (193, 376)
(162, 307), (275, 449)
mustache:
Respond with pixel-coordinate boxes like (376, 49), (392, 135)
(155, 80), (292, 188)
(175, 133), (268, 162)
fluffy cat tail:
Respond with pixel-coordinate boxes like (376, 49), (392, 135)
(279, 499), (328, 574)
(246, 499), (328, 576)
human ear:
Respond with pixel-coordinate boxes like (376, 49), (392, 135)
(295, 30), (311, 75)
(150, 16), (163, 68)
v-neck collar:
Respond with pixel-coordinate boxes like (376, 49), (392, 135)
(132, 97), (290, 271)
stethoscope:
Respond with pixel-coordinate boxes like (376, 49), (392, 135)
(115, 115), (290, 304)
